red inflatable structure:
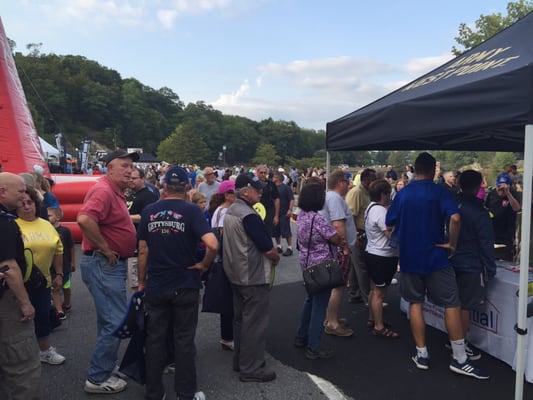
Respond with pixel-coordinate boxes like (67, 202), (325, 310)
(1, 18), (96, 242)
(0, 18), (50, 176)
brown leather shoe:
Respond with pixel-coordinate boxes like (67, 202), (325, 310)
(324, 325), (353, 337)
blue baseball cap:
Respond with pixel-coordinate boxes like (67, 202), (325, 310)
(164, 166), (189, 186)
(496, 173), (512, 186)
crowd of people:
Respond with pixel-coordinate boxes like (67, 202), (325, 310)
(0, 151), (527, 399)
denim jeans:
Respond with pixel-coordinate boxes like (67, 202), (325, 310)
(296, 288), (331, 351)
(144, 289), (200, 400)
(80, 253), (127, 383)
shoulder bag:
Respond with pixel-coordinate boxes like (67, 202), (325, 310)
(301, 213), (344, 296)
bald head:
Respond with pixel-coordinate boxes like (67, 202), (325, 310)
(0, 173), (26, 211)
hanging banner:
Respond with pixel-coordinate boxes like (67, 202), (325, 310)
(55, 132), (67, 172)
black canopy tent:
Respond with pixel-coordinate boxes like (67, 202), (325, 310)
(326, 13), (533, 152)
(326, 12), (533, 400)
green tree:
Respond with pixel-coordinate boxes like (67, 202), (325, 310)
(453, 0), (533, 55)
(157, 125), (210, 165)
(252, 144), (280, 166)
(387, 151), (411, 174)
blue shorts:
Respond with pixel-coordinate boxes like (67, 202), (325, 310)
(455, 271), (486, 310)
(272, 214), (292, 239)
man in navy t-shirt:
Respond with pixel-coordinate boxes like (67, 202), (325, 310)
(386, 152), (489, 380)
(137, 166), (218, 400)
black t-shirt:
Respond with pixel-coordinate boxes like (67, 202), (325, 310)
(260, 179), (279, 211)
(56, 225), (74, 274)
(484, 189), (521, 246)
(127, 186), (158, 227)
(0, 207), (26, 289)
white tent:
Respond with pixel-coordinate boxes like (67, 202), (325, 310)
(39, 137), (59, 159)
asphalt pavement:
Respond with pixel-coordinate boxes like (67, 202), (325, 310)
(40, 240), (533, 400)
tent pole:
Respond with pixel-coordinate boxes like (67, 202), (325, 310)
(515, 124), (533, 400)
(326, 151), (331, 188)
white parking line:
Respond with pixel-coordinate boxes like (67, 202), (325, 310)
(307, 373), (350, 400)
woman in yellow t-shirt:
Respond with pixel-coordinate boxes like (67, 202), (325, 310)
(16, 186), (66, 365)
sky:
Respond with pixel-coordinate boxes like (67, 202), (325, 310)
(1, 0), (515, 131)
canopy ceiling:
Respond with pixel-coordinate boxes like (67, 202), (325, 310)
(326, 12), (533, 152)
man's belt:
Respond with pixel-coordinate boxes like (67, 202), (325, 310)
(83, 250), (127, 262)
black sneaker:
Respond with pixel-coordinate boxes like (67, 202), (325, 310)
(305, 347), (334, 360)
(239, 370), (277, 382)
(283, 248), (293, 256)
(449, 359), (489, 379)
(294, 336), (307, 348)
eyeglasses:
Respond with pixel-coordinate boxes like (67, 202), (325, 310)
(21, 200), (35, 206)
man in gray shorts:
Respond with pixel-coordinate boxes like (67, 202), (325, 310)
(451, 170), (497, 360)
(386, 152), (489, 379)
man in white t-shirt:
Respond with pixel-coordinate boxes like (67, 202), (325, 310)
(197, 167), (220, 205)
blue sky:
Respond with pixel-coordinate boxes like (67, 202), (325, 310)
(2, 0), (514, 130)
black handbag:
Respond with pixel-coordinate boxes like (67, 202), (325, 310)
(23, 248), (47, 290)
(202, 260), (233, 315)
(301, 213), (344, 296)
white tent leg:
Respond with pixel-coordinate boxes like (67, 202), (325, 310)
(515, 124), (533, 400)
(326, 151), (331, 188)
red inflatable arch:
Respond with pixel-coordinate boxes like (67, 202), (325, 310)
(0, 18), (50, 176)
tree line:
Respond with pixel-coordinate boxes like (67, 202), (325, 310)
(12, 43), (326, 168)
(10, 0), (531, 171)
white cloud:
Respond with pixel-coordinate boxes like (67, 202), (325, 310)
(403, 53), (453, 75)
(212, 80), (250, 106)
(44, 0), (239, 29)
(157, 9), (178, 29)
(211, 53), (452, 130)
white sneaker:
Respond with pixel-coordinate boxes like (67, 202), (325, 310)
(164, 363), (175, 374)
(391, 278), (399, 285)
(84, 375), (127, 394)
(193, 391), (206, 400)
(178, 392), (206, 400)
(112, 365), (129, 380)
(40, 347), (65, 365)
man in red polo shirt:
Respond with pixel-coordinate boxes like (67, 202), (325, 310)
(77, 150), (139, 394)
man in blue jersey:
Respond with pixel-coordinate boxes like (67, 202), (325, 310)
(386, 152), (489, 380)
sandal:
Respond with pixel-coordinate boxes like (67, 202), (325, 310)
(366, 320), (392, 329)
(372, 327), (400, 339)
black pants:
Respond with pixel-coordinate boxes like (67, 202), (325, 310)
(144, 289), (199, 400)
(232, 284), (270, 374)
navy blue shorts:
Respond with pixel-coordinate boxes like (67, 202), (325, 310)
(272, 214), (292, 239)
(455, 271), (486, 310)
